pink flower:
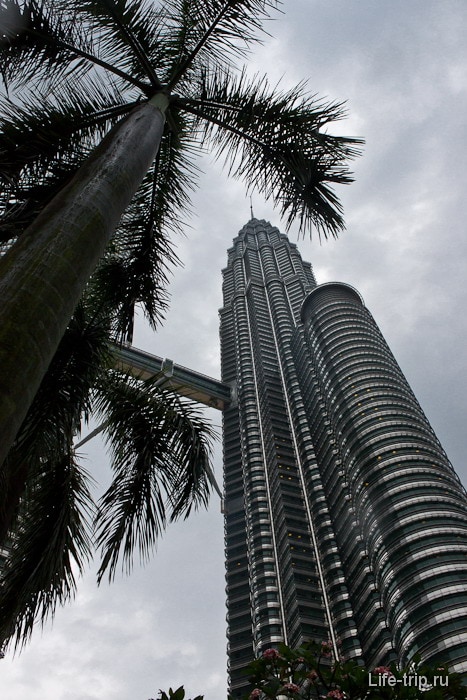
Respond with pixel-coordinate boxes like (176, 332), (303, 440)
(249, 689), (262, 699)
(327, 691), (344, 700)
(280, 682), (300, 694)
(320, 640), (332, 657)
(373, 666), (393, 677)
(262, 648), (280, 660)
(307, 670), (318, 681)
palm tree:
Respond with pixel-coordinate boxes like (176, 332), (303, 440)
(0, 282), (216, 649)
(0, 0), (361, 475)
(0, 0), (362, 647)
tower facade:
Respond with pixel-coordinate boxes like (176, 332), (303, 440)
(220, 219), (467, 697)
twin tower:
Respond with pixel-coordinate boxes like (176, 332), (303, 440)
(219, 219), (467, 696)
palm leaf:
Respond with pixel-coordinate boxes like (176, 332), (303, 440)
(89, 109), (202, 341)
(181, 67), (363, 237)
(0, 75), (135, 183)
(66, 0), (164, 89)
(0, 298), (112, 529)
(0, 0), (147, 93)
(93, 372), (216, 582)
(0, 82), (138, 242)
(0, 296), (112, 648)
(91, 212), (174, 343)
(0, 156), (86, 246)
(0, 0), (84, 89)
(165, 0), (280, 88)
(0, 451), (93, 650)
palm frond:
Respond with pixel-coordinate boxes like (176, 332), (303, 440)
(165, 0), (280, 89)
(0, 298), (112, 531)
(0, 74), (134, 180)
(0, 156), (85, 245)
(91, 216), (174, 343)
(0, 0), (81, 89)
(0, 83), (137, 241)
(89, 109), (202, 341)
(0, 295), (117, 649)
(0, 452), (93, 650)
(0, 0), (148, 94)
(181, 68), (363, 237)
(93, 372), (216, 582)
(64, 0), (164, 89)
(0, 294), (112, 650)
(139, 109), (202, 239)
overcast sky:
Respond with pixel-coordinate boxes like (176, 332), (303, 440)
(3, 1), (467, 698)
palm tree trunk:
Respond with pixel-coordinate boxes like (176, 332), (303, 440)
(0, 95), (168, 539)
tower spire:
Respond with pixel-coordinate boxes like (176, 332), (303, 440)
(249, 195), (254, 220)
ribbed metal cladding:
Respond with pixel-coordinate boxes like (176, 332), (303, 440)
(295, 282), (467, 674)
(221, 223), (364, 697)
(221, 221), (334, 698)
(221, 222), (467, 698)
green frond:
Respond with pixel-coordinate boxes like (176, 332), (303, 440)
(88, 110), (202, 341)
(0, 0), (78, 89)
(0, 452), (93, 650)
(0, 156), (84, 245)
(0, 0), (101, 90)
(0, 75), (132, 180)
(0, 0), (148, 94)
(6, 298), (113, 472)
(92, 223), (174, 344)
(165, 0), (280, 89)
(64, 0), (164, 89)
(140, 109), (202, 239)
(87, 257), (141, 344)
(50, 0), (167, 91)
(93, 372), (216, 582)
(182, 68), (363, 237)
(0, 86), (137, 240)
(0, 297), (111, 649)
(0, 298), (113, 648)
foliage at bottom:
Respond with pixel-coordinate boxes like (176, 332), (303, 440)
(152, 641), (466, 700)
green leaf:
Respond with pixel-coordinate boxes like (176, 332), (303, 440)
(0, 451), (93, 649)
(166, 0), (281, 88)
(93, 372), (216, 582)
(169, 687), (186, 700)
(182, 66), (363, 238)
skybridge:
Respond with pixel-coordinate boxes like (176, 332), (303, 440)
(114, 344), (232, 411)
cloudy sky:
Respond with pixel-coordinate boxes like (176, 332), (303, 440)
(3, 1), (467, 698)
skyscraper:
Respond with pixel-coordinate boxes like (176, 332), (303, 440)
(220, 218), (467, 697)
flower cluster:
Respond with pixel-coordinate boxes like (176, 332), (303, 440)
(280, 683), (300, 694)
(153, 641), (466, 700)
(373, 666), (393, 677)
(241, 640), (465, 700)
(262, 649), (281, 661)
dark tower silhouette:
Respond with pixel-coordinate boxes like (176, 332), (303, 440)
(220, 219), (467, 697)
